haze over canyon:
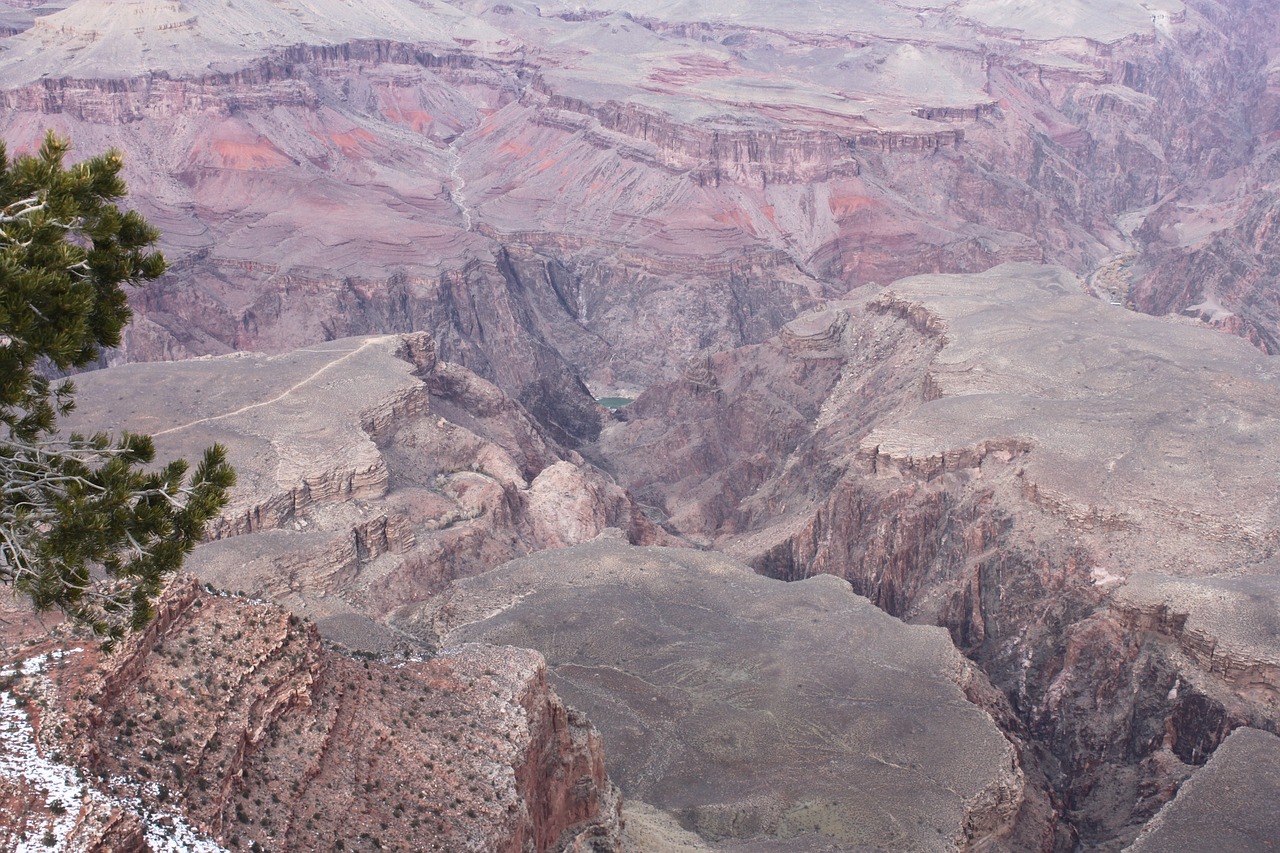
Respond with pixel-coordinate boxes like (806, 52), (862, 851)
(2, 1), (1280, 852)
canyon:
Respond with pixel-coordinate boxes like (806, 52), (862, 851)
(589, 263), (1280, 849)
(2, 0), (1280, 851)
(5, 0), (1276, 407)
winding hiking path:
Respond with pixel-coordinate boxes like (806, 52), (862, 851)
(152, 336), (395, 437)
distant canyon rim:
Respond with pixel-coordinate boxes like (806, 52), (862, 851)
(2, 1), (1280, 852)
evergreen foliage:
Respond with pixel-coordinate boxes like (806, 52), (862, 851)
(0, 132), (234, 645)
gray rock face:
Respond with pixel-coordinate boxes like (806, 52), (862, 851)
(47, 263), (1280, 850)
(61, 332), (664, 649)
(1114, 574), (1280, 699)
(596, 260), (1280, 618)
(860, 263), (1280, 578)
(423, 538), (1030, 852)
(589, 262), (1280, 848)
(1125, 727), (1280, 853)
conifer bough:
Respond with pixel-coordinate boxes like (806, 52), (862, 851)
(0, 132), (234, 645)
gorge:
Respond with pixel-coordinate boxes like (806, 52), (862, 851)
(3, 0), (1280, 851)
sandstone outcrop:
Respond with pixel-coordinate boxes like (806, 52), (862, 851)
(0, 577), (623, 852)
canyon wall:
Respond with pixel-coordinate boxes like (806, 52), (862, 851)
(4, 1), (1280, 850)
(0, 577), (623, 852)
(423, 539), (1052, 852)
(2, 0), (1276, 408)
(591, 263), (1280, 849)
(63, 331), (669, 650)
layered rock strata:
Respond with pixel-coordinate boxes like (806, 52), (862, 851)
(63, 331), (666, 649)
(422, 538), (1040, 852)
(4, 1), (1280, 847)
(590, 263), (1280, 849)
(3, 0), (1276, 398)
(0, 578), (623, 852)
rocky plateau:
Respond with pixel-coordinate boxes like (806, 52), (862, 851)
(588, 262), (1280, 849)
(421, 539), (1038, 852)
(61, 330), (666, 649)
(3, 0), (1280, 852)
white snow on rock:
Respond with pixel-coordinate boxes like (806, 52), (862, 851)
(0, 650), (227, 853)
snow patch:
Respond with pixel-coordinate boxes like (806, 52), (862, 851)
(1, 650), (227, 852)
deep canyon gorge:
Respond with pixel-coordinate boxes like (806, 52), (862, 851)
(2, 0), (1280, 851)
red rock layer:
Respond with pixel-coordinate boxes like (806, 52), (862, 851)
(1, 578), (623, 852)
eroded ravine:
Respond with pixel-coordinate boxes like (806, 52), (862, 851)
(586, 264), (1280, 850)
(4, 0), (1280, 849)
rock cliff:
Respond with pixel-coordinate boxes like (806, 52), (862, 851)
(0, 577), (623, 852)
(2, 0), (1276, 404)
(4, 1), (1280, 849)
(590, 263), (1280, 849)
(421, 539), (1044, 852)
(21, 265), (1280, 849)
(1124, 726), (1280, 853)
(63, 331), (667, 650)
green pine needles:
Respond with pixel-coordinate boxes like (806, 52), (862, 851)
(0, 132), (235, 646)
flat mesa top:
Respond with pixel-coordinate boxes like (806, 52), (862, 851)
(428, 539), (1021, 850)
(0, 0), (507, 85)
(860, 263), (1280, 576)
(0, 0), (1185, 112)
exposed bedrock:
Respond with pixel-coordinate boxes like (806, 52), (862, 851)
(421, 539), (1046, 852)
(4, 0), (1278, 396)
(1129, 187), (1280, 355)
(488, 244), (828, 390)
(530, 83), (865, 187)
(0, 578), (623, 852)
(62, 331), (668, 649)
(131, 252), (611, 447)
(1117, 0), (1280, 351)
(6, 2), (1280, 849)
(1124, 726), (1280, 853)
(590, 263), (1280, 850)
